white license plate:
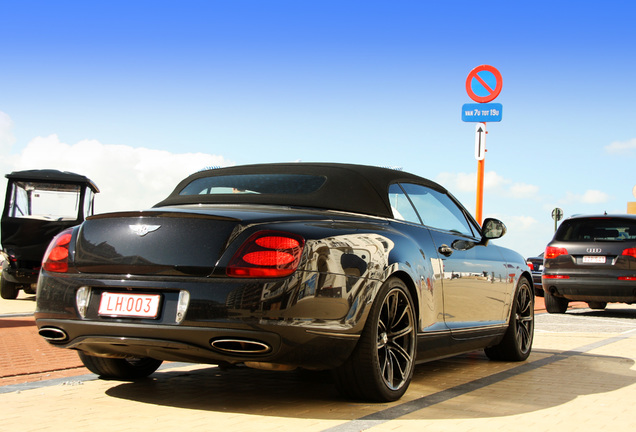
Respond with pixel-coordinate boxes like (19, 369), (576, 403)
(98, 292), (161, 318)
(582, 256), (606, 264)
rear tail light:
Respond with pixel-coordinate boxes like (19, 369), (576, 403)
(527, 262), (535, 271)
(542, 274), (570, 280)
(621, 248), (636, 259)
(227, 231), (305, 278)
(42, 228), (73, 273)
(545, 246), (568, 260)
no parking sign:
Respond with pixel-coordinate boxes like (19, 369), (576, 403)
(465, 65), (502, 103)
(462, 65), (503, 122)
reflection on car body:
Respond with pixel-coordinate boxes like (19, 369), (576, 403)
(35, 163), (533, 401)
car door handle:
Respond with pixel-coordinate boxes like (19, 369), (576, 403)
(438, 244), (453, 257)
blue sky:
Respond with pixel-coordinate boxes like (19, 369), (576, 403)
(1, 0), (636, 257)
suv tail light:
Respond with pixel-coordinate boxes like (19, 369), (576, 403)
(545, 246), (568, 260)
(227, 231), (305, 278)
(42, 228), (74, 273)
(621, 248), (636, 259)
(527, 262), (535, 271)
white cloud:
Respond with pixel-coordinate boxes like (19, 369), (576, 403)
(605, 138), (636, 155)
(508, 182), (539, 198)
(483, 171), (507, 190)
(581, 190), (611, 204)
(505, 214), (539, 231)
(436, 172), (476, 192)
(436, 171), (539, 199)
(562, 189), (611, 205)
(9, 134), (234, 213)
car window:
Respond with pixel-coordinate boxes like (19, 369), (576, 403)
(179, 174), (326, 196)
(7, 181), (82, 220)
(398, 183), (475, 236)
(388, 184), (421, 224)
(556, 217), (636, 241)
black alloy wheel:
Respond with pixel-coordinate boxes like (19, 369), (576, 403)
(485, 277), (534, 361)
(334, 277), (416, 402)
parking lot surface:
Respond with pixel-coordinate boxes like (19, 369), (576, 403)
(1, 294), (635, 432)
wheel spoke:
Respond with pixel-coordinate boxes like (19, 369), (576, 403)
(389, 340), (413, 364)
(387, 293), (399, 326)
(386, 350), (407, 384)
(390, 323), (413, 340)
(376, 287), (415, 391)
(380, 347), (394, 383)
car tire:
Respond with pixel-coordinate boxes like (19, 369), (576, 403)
(333, 277), (416, 402)
(544, 290), (569, 314)
(485, 276), (534, 361)
(0, 274), (19, 300)
(587, 301), (607, 310)
(78, 351), (163, 380)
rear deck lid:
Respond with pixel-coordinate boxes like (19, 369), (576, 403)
(73, 210), (240, 276)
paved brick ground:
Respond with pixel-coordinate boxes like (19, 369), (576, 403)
(0, 291), (86, 385)
(0, 316), (85, 383)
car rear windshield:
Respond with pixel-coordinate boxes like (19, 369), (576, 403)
(556, 218), (636, 242)
(6, 181), (82, 220)
(178, 174), (327, 196)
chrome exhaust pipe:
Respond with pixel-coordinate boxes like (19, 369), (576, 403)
(210, 338), (271, 354)
(38, 327), (69, 342)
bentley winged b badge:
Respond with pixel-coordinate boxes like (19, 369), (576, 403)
(129, 224), (161, 237)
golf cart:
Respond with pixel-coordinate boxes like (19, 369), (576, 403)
(1, 169), (99, 299)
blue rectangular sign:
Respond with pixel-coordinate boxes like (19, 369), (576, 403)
(462, 103), (502, 122)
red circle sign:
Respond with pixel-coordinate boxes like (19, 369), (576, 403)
(465, 65), (502, 103)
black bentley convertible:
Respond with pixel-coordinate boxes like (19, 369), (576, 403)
(35, 163), (533, 401)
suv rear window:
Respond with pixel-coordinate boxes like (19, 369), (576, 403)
(179, 174), (326, 196)
(555, 218), (636, 242)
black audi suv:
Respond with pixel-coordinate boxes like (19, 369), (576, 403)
(542, 214), (636, 313)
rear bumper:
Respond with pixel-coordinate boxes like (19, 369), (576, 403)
(35, 318), (359, 369)
(34, 269), (372, 370)
(542, 277), (636, 303)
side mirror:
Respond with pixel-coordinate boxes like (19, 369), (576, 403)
(481, 218), (506, 244)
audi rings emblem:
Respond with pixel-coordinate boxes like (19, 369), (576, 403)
(586, 248), (602, 253)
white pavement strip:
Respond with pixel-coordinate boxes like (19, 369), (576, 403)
(320, 328), (636, 432)
(535, 309), (636, 334)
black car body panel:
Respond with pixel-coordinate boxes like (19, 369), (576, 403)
(543, 214), (636, 306)
(526, 254), (544, 296)
(35, 163), (532, 400)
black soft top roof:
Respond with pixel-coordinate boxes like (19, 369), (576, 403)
(5, 169), (100, 193)
(154, 163), (448, 218)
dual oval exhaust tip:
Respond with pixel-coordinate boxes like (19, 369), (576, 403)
(210, 338), (271, 354)
(38, 327), (69, 342)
